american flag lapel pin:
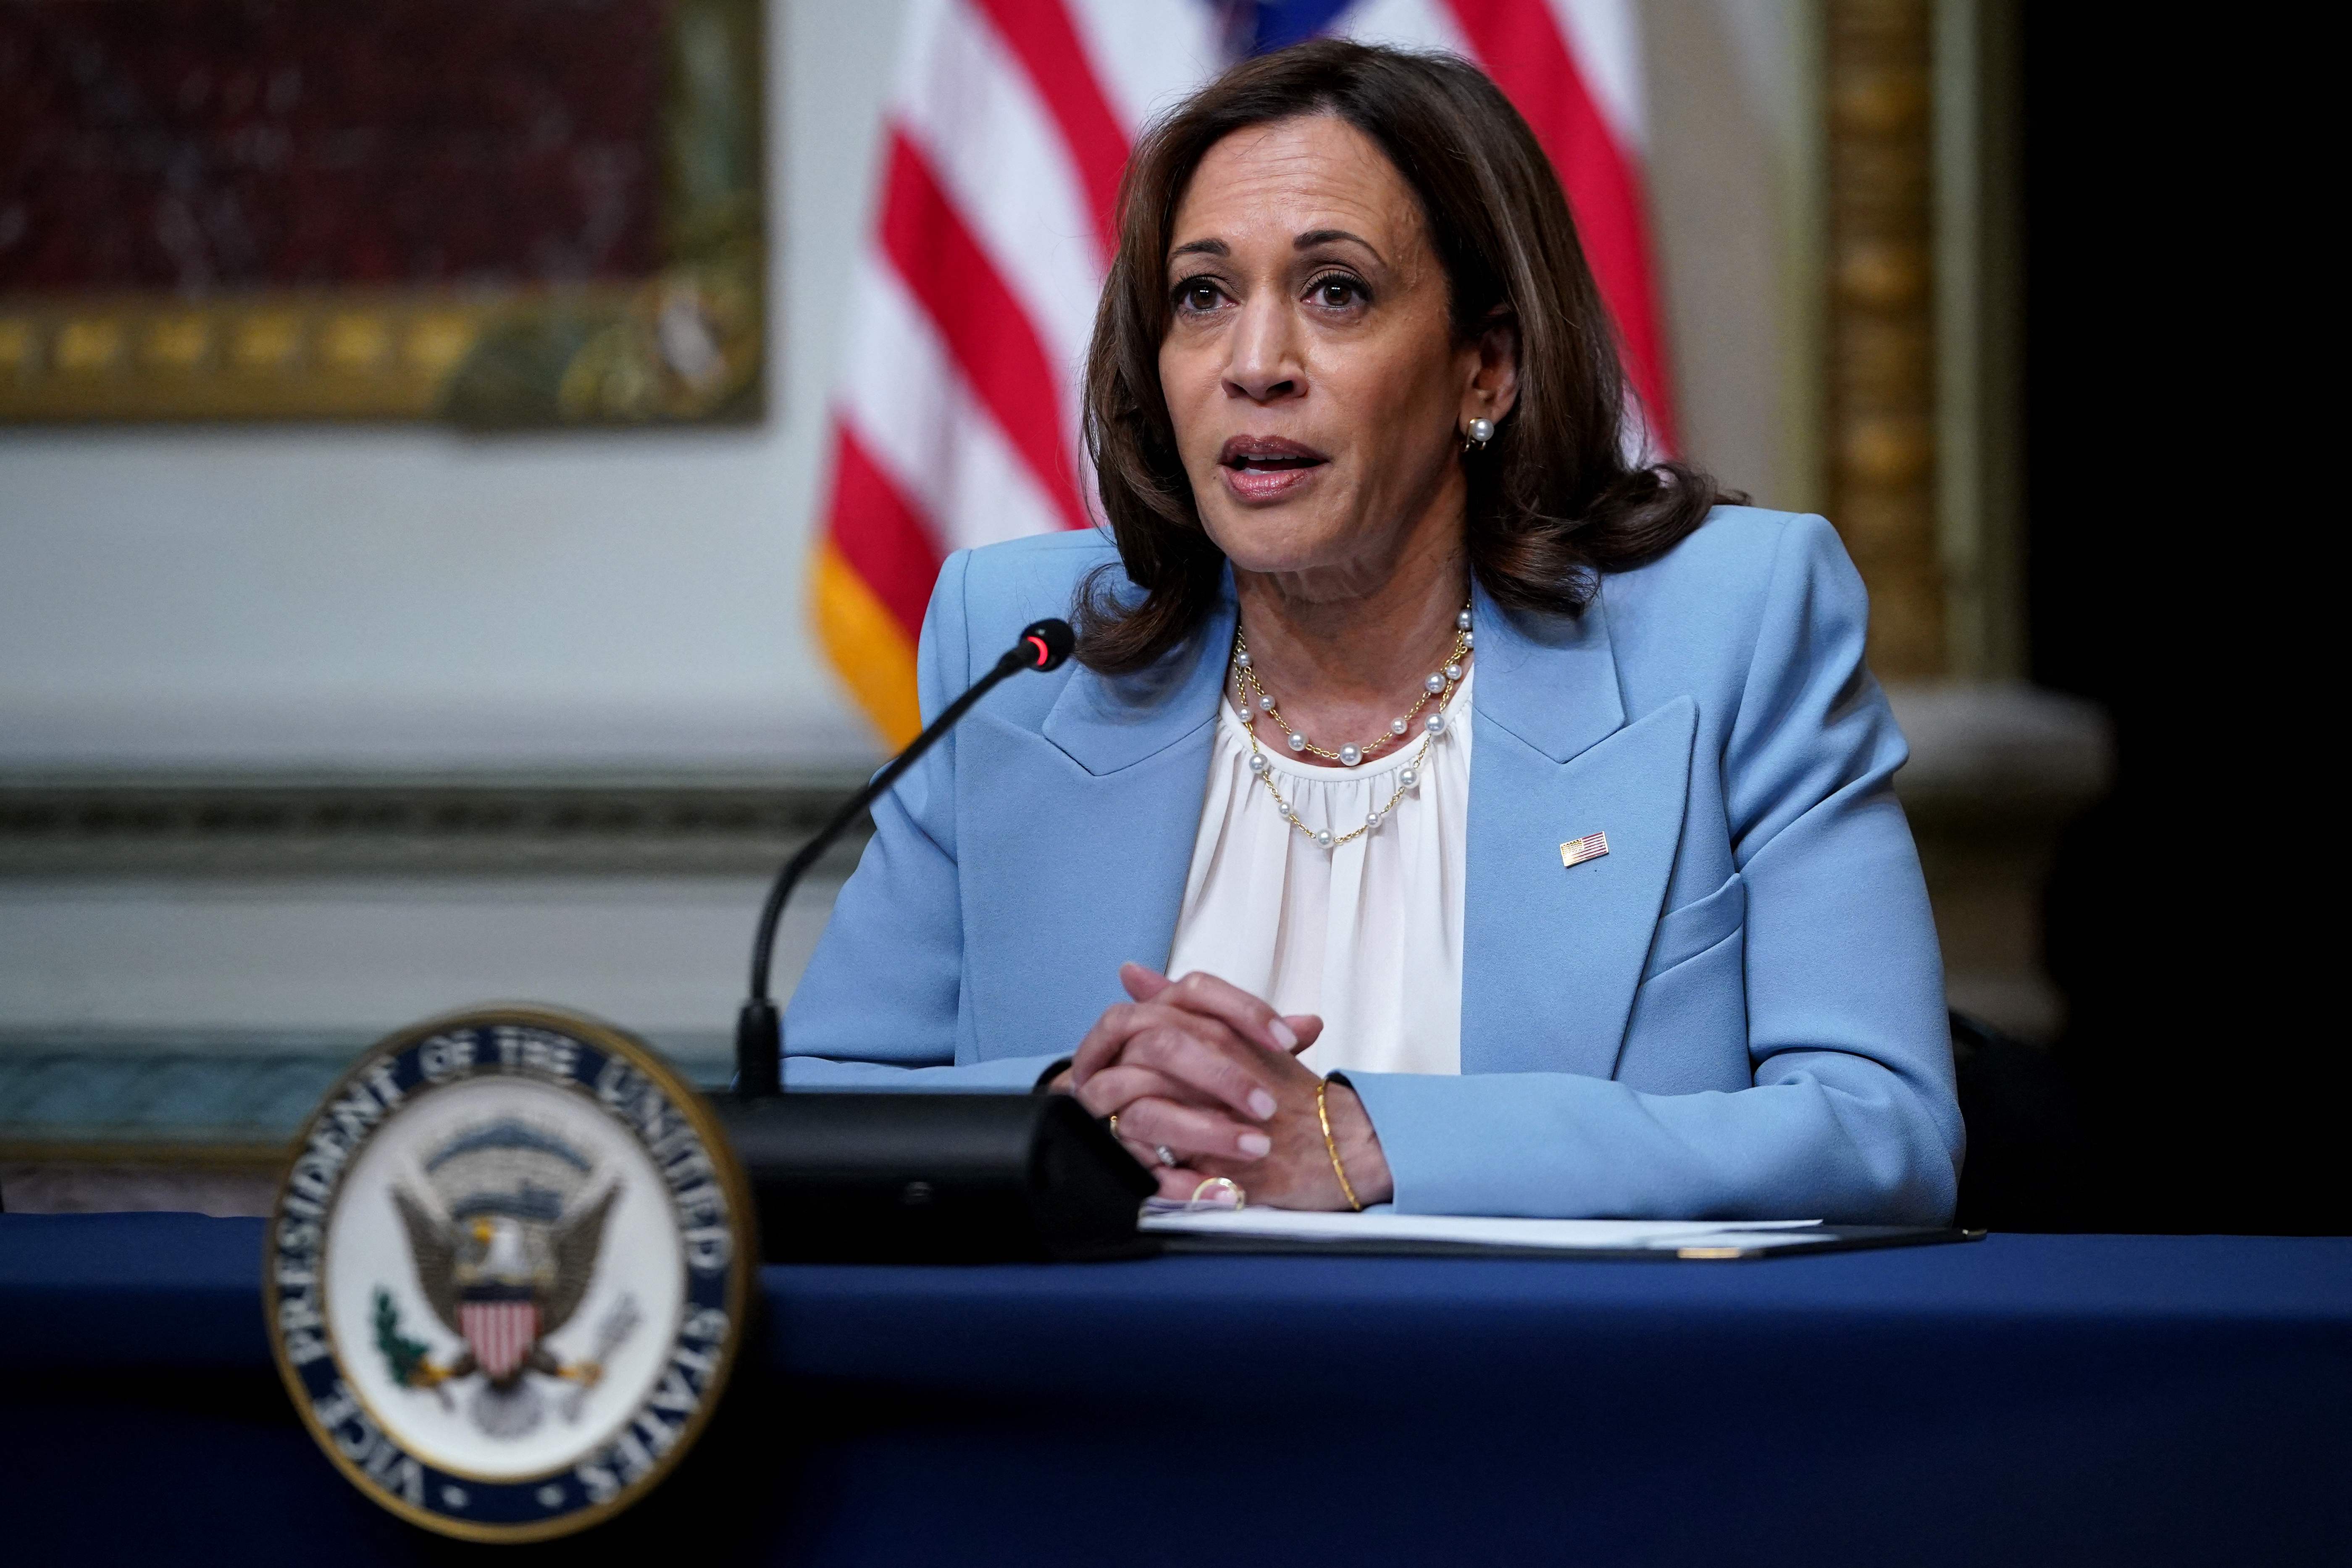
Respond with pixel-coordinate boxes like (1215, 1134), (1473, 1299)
(1560, 831), (1610, 869)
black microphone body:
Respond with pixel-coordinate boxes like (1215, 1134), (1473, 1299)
(712, 616), (1155, 1264)
(720, 1090), (1154, 1263)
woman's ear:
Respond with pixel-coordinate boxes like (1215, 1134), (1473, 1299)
(1463, 307), (1521, 428)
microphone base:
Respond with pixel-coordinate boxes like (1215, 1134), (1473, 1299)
(733, 999), (781, 1097)
(710, 1092), (1159, 1263)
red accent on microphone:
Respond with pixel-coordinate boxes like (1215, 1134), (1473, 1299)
(1024, 636), (1049, 667)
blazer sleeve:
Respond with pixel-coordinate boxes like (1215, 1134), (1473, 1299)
(778, 549), (1071, 1092)
(1345, 517), (1966, 1223)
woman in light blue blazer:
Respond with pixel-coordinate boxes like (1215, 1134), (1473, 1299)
(787, 42), (1961, 1224)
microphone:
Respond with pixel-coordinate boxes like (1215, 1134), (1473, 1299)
(712, 614), (1151, 1263)
(733, 618), (1073, 1097)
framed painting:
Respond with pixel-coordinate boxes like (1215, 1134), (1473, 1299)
(0, 0), (763, 425)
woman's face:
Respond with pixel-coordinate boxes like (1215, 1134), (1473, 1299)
(1158, 114), (1511, 591)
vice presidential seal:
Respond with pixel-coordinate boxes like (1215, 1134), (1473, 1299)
(263, 1007), (754, 1542)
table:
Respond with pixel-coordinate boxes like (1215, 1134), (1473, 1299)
(1, 1214), (2345, 1565)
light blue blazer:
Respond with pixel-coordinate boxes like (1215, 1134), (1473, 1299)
(786, 507), (1963, 1224)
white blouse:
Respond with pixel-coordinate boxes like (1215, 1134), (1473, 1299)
(1164, 667), (1474, 1077)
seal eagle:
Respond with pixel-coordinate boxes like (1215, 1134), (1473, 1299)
(387, 1119), (619, 1437)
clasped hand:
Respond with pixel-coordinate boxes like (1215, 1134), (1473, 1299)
(1056, 963), (1392, 1209)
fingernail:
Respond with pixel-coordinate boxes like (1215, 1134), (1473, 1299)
(1237, 1132), (1273, 1157)
(1248, 1089), (1278, 1120)
(1269, 1018), (1298, 1049)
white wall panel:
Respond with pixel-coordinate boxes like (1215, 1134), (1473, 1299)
(0, 875), (842, 1058)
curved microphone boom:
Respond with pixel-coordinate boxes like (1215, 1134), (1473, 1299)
(734, 618), (1073, 1096)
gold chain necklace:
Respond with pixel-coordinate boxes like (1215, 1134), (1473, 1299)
(1230, 602), (1473, 850)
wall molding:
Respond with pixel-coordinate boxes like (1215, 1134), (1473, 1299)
(0, 772), (872, 876)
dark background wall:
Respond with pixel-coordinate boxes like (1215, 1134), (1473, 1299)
(2023, 13), (2330, 1233)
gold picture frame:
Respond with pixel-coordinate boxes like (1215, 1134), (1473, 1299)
(0, 0), (763, 427)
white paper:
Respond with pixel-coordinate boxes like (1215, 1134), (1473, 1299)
(1139, 1207), (1829, 1253)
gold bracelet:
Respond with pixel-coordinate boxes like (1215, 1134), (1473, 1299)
(1316, 1080), (1363, 1211)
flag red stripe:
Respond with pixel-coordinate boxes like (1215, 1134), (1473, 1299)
(825, 426), (949, 643)
(877, 130), (1090, 533)
(970, 0), (1130, 258)
(1440, 0), (1676, 450)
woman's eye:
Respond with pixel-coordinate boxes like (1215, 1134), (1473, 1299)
(1312, 277), (1364, 310)
(1176, 280), (1223, 313)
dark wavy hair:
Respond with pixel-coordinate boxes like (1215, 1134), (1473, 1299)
(1075, 39), (1736, 673)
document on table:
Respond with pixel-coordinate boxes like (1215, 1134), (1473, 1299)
(1139, 1207), (1845, 1258)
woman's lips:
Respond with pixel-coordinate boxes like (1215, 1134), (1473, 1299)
(1217, 436), (1328, 503)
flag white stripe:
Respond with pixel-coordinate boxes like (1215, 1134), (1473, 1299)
(838, 263), (1069, 554)
(1063, 0), (1227, 134)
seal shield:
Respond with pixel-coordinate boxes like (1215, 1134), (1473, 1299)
(263, 1006), (754, 1542)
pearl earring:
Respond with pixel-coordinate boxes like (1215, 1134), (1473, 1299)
(1465, 416), (1495, 450)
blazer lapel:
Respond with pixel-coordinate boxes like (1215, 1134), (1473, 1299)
(1464, 584), (1696, 1079)
(958, 582), (1235, 1060)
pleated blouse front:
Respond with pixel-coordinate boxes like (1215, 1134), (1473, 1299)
(1163, 667), (1474, 1078)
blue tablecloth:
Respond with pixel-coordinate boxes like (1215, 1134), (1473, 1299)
(2, 1213), (2346, 1565)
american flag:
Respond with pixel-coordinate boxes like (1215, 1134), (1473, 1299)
(816, 0), (1675, 745)
(1560, 830), (1610, 869)
(460, 1297), (540, 1382)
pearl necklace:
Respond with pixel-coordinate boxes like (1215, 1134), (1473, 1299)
(1230, 605), (1473, 850)
(1232, 602), (1473, 766)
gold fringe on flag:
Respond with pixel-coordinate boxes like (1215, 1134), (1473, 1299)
(812, 542), (924, 749)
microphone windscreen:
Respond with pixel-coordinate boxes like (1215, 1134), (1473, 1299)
(1019, 619), (1075, 671)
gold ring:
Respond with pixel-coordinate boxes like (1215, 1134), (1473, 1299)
(1107, 1112), (1119, 1138)
(1188, 1176), (1245, 1211)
